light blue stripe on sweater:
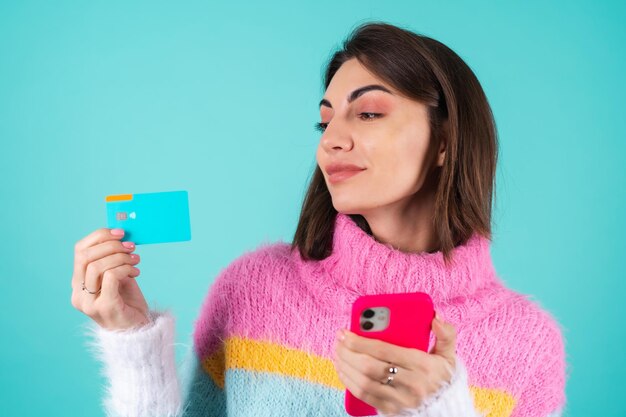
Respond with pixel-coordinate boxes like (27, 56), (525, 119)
(179, 354), (351, 417)
(179, 357), (562, 417)
(180, 351), (226, 416)
(225, 369), (347, 417)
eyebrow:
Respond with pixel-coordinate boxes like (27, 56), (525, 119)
(319, 84), (393, 108)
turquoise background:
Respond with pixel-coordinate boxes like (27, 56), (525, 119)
(1, 1), (624, 416)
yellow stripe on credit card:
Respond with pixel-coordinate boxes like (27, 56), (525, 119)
(105, 194), (134, 202)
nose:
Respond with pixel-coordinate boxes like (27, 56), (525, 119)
(319, 119), (354, 153)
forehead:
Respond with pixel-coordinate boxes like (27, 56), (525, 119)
(324, 58), (396, 99)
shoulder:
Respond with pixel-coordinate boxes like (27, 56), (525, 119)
(489, 287), (567, 376)
(218, 240), (294, 282)
(505, 290), (565, 349)
(477, 288), (567, 414)
(192, 241), (295, 352)
(507, 294), (567, 415)
(204, 240), (296, 298)
(460, 285), (567, 410)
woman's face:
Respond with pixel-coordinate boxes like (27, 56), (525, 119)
(316, 58), (444, 216)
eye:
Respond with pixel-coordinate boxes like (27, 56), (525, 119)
(313, 113), (381, 133)
(359, 112), (381, 120)
(314, 122), (328, 133)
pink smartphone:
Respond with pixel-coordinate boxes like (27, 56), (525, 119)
(344, 292), (435, 416)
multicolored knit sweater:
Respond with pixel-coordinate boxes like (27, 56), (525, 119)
(86, 213), (567, 417)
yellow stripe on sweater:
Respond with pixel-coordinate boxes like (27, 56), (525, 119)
(201, 336), (517, 417)
(201, 336), (341, 390)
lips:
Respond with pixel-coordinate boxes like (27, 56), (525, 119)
(325, 162), (366, 184)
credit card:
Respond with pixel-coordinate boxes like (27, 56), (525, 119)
(105, 190), (191, 245)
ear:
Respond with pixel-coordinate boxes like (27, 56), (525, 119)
(436, 138), (446, 167)
(435, 125), (447, 167)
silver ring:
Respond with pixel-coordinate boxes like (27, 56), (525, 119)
(382, 363), (398, 386)
(82, 280), (101, 295)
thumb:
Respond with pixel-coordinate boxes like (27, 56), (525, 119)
(431, 314), (457, 361)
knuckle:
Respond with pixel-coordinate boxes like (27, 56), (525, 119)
(85, 260), (99, 276)
(109, 252), (125, 264)
(335, 343), (344, 360)
(70, 292), (81, 309)
(343, 338), (354, 350)
(445, 363), (454, 381)
(399, 397), (416, 411)
(424, 359), (435, 374)
(409, 382), (425, 399)
(102, 268), (117, 280)
(121, 252), (135, 264)
(97, 228), (111, 240)
(74, 249), (87, 265)
(371, 340), (386, 356)
(352, 385), (366, 400)
(362, 361), (378, 377)
(363, 378), (378, 393)
(373, 347), (385, 358)
(82, 303), (96, 317)
(112, 239), (126, 251)
(418, 359), (431, 374)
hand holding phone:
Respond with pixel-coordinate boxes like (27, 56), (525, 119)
(344, 292), (435, 416)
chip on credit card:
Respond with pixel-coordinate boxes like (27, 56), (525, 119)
(105, 190), (191, 245)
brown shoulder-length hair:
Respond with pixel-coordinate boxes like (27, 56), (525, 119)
(291, 21), (498, 265)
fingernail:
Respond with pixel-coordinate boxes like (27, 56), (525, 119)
(130, 254), (140, 260)
(111, 228), (124, 236)
(435, 312), (442, 321)
(122, 241), (135, 249)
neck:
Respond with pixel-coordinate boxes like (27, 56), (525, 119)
(360, 172), (440, 254)
(296, 213), (498, 303)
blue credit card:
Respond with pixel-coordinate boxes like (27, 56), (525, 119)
(105, 190), (191, 245)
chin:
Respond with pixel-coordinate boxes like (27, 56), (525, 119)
(330, 197), (368, 215)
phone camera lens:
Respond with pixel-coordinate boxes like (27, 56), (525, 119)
(362, 321), (374, 330)
(362, 309), (375, 319)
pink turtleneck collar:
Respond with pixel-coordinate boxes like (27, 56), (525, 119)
(310, 213), (500, 302)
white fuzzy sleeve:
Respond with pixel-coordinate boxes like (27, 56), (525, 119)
(83, 310), (183, 417)
(377, 358), (483, 417)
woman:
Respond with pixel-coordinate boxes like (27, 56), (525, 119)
(72, 22), (567, 417)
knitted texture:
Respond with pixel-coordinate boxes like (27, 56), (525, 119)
(87, 213), (567, 417)
(191, 213), (567, 416)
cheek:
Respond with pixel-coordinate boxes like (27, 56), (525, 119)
(315, 144), (324, 166)
(370, 132), (430, 190)
(316, 145), (331, 181)
(397, 122), (431, 168)
(372, 129), (428, 169)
